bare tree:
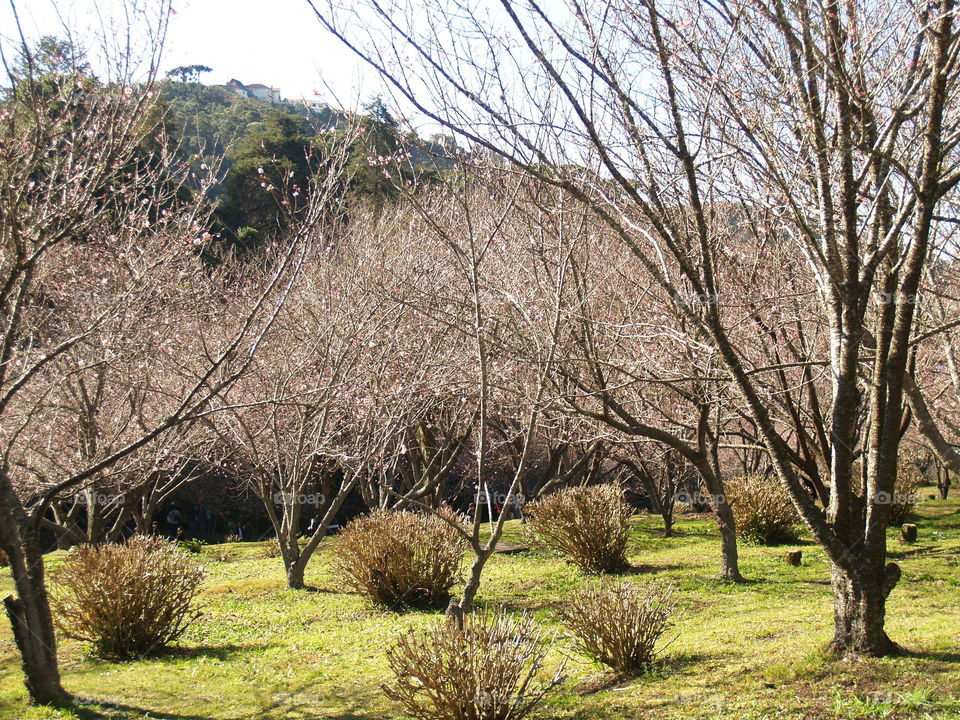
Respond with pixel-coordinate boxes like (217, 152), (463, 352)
(209, 238), (414, 589)
(904, 255), (960, 478)
(0, 5), (310, 702)
(617, 444), (688, 537)
(349, 173), (576, 618)
(314, 0), (960, 655)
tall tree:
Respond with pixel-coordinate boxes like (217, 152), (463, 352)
(0, 11), (307, 703)
(314, 0), (960, 655)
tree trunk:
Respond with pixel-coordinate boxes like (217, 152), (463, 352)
(286, 561), (305, 590)
(285, 537), (308, 590)
(829, 562), (900, 657)
(3, 591), (68, 705)
(714, 498), (743, 581)
(698, 461), (743, 582)
(447, 549), (490, 627)
(937, 466), (951, 500)
(279, 532), (306, 590)
(0, 481), (69, 705)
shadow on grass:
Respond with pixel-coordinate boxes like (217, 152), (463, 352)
(575, 652), (709, 695)
(154, 642), (275, 661)
(71, 684), (381, 720)
(69, 699), (213, 720)
(736, 576), (831, 587)
(900, 648), (960, 663)
(300, 585), (342, 594)
(615, 563), (683, 576)
(70, 701), (363, 720)
(887, 544), (949, 559)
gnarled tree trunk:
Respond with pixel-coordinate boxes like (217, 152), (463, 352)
(829, 561), (900, 656)
(0, 479), (69, 705)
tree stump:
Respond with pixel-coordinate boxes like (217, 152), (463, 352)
(901, 524), (918, 543)
(783, 550), (802, 566)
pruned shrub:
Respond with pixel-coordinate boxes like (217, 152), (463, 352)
(382, 610), (564, 720)
(556, 580), (676, 674)
(262, 536), (282, 559)
(207, 546), (234, 563)
(51, 535), (206, 658)
(335, 509), (465, 609)
(524, 484), (632, 573)
(725, 475), (802, 545)
(889, 463), (923, 525)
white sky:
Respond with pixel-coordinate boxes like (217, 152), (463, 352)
(1, 0), (384, 109)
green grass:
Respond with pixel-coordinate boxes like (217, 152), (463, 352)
(2, 496), (960, 720)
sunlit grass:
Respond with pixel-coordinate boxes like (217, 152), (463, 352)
(2, 495), (959, 719)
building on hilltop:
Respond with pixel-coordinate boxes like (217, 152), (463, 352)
(245, 83), (282, 103)
(223, 79), (283, 104)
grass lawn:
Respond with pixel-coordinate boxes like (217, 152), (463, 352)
(2, 496), (959, 720)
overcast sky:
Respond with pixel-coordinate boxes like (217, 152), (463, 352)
(1, 0), (384, 109)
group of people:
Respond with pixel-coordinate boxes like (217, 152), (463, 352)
(150, 505), (246, 541)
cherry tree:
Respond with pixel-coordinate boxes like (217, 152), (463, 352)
(0, 5), (313, 702)
(314, 0), (960, 654)
(347, 172), (578, 618)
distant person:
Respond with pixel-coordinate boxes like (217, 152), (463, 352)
(166, 507), (182, 536)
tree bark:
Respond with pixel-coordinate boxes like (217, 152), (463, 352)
(938, 468), (951, 500)
(829, 561), (900, 656)
(697, 451), (744, 582)
(0, 478), (69, 705)
(286, 560), (306, 590)
(447, 548), (490, 626)
(714, 496), (743, 581)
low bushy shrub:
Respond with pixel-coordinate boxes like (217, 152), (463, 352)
(889, 464), (923, 525)
(51, 535), (206, 658)
(524, 485), (632, 573)
(725, 475), (802, 545)
(382, 610), (564, 720)
(334, 509), (465, 609)
(555, 580), (676, 674)
(177, 537), (204, 554)
(207, 546), (234, 563)
(262, 536), (282, 558)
